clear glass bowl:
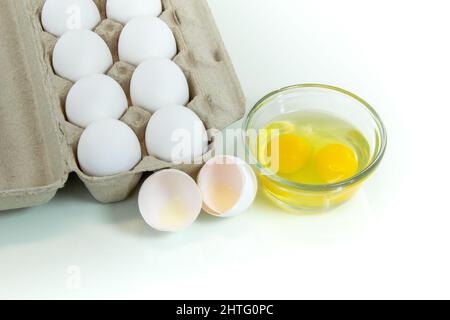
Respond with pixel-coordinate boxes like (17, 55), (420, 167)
(243, 84), (387, 212)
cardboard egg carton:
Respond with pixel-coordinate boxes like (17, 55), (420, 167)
(0, 0), (246, 211)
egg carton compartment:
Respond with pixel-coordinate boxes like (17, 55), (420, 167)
(0, 0), (245, 210)
(0, 0), (68, 210)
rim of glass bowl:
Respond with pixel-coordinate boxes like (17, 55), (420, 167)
(243, 84), (388, 192)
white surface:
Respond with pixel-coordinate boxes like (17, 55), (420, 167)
(1, 0), (449, 299)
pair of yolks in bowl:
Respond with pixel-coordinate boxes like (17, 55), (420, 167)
(258, 115), (364, 185)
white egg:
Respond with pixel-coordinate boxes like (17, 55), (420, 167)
(130, 58), (189, 112)
(41, 0), (101, 37)
(106, 0), (162, 24)
(66, 74), (128, 128)
(145, 106), (208, 163)
(77, 119), (141, 177)
(118, 16), (177, 66)
(197, 156), (258, 218)
(138, 169), (203, 232)
(53, 30), (113, 82)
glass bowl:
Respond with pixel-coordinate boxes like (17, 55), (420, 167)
(243, 84), (387, 212)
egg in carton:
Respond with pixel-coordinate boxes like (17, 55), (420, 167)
(0, 0), (245, 210)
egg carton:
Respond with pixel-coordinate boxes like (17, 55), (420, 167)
(0, 0), (246, 211)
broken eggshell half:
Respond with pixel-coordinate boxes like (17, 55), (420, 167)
(197, 155), (258, 218)
(138, 169), (203, 232)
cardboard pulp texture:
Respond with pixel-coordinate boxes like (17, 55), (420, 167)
(0, 0), (246, 211)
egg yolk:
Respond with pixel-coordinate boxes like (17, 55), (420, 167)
(315, 144), (358, 183)
(257, 122), (295, 165)
(267, 134), (311, 174)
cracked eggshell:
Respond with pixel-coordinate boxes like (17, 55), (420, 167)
(41, 0), (101, 37)
(145, 105), (208, 164)
(138, 169), (203, 232)
(52, 30), (113, 82)
(66, 74), (128, 128)
(130, 58), (189, 113)
(197, 156), (258, 218)
(106, 0), (163, 24)
(118, 16), (177, 66)
(77, 119), (142, 177)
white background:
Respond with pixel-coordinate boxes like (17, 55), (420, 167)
(1, 0), (450, 299)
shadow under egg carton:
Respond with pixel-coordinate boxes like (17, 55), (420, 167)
(0, 0), (245, 210)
